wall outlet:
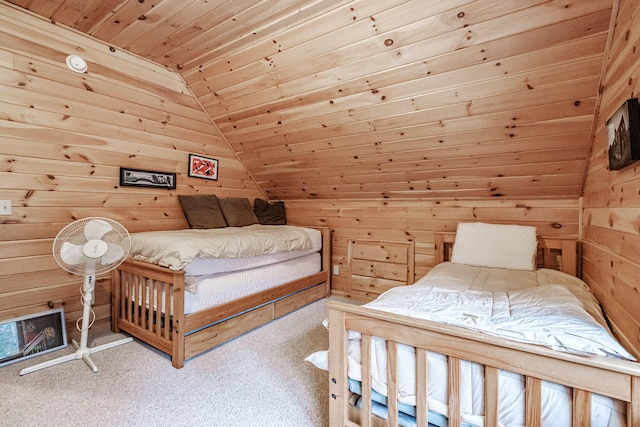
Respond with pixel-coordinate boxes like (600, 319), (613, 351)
(0, 200), (11, 215)
(332, 265), (339, 275)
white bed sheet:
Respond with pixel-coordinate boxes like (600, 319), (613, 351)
(307, 263), (629, 427)
(184, 226), (322, 276)
(184, 252), (321, 314)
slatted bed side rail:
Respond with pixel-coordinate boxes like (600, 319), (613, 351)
(328, 301), (640, 427)
(112, 259), (186, 362)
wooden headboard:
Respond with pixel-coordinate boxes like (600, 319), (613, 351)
(434, 232), (579, 277)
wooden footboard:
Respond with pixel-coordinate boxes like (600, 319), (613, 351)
(112, 258), (187, 366)
(112, 226), (331, 368)
(328, 301), (640, 427)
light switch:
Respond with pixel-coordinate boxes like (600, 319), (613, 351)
(0, 200), (11, 215)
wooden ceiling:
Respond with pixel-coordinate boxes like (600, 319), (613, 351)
(6, 0), (613, 200)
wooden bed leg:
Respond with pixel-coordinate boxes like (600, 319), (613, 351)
(328, 307), (348, 426)
(171, 323), (184, 369)
(321, 226), (332, 296)
(172, 271), (186, 369)
(111, 268), (121, 333)
(630, 377), (640, 427)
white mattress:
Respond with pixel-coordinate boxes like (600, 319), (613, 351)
(183, 226), (322, 276)
(184, 252), (321, 314)
(307, 263), (630, 426)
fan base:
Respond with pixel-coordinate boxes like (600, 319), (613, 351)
(19, 336), (133, 375)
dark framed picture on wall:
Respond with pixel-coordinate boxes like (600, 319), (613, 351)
(120, 168), (176, 189)
(607, 97), (640, 170)
(188, 154), (218, 180)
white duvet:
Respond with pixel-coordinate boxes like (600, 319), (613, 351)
(364, 283), (632, 360)
(307, 263), (633, 427)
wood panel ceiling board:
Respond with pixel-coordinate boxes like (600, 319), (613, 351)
(202, 10), (609, 123)
(252, 149), (589, 188)
(213, 0), (591, 96)
(80, 0), (162, 41)
(256, 159), (586, 191)
(108, 0), (199, 50)
(175, 0), (360, 74)
(117, 0), (216, 55)
(202, 0), (609, 118)
(181, 0), (413, 91)
(240, 118), (592, 161)
(243, 131), (592, 176)
(262, 171), (584, 196)
(233, 107), (593, 157)
(215, 55), (602, 139)
(226, 86), (597, 152)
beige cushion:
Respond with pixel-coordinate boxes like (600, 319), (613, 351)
(451, 222), (538, 271)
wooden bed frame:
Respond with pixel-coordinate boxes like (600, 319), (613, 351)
(328, 233), (640, 426)
(112, 226), (331, 369)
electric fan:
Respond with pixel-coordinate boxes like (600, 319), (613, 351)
(20, 217), (133, 375)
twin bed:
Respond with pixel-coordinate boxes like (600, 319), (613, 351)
(111, 196), (330, 368)
(307, 223), (640, 427)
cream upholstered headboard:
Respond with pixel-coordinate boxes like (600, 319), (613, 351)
(433, 232), (579, 277)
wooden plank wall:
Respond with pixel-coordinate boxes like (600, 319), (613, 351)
(0, 7), (263, 338)
(582, 0), (640, 355)
(286, 198), (579, 300)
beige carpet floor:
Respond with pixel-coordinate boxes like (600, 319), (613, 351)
(0, 298), (331, 427)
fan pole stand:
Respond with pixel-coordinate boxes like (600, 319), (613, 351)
(19, 273), (132, 376)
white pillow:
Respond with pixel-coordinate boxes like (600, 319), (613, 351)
(450, 222), (537, 270)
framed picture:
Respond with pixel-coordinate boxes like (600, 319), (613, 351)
(188, 154), (218, 180)
(607, 98), (640, 170)
(0, 308), (68, 368)
(120, 167), (176, 189)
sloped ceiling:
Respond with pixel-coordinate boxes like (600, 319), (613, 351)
(5, 0), (613, 200)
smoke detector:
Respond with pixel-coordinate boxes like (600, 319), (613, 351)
(66, 55), (87, 73)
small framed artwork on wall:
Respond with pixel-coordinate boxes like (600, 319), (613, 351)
(189, 154), (218, 180)
(607, 97), (640, 170)
(120, 168), (176, 189)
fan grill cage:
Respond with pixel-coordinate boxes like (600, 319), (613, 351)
(53, 217), (131, 275)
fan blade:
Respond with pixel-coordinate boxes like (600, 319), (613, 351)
(84, 219), (113, 240)
(101, 243), (125, 266)
(60, 241), (86, 265)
